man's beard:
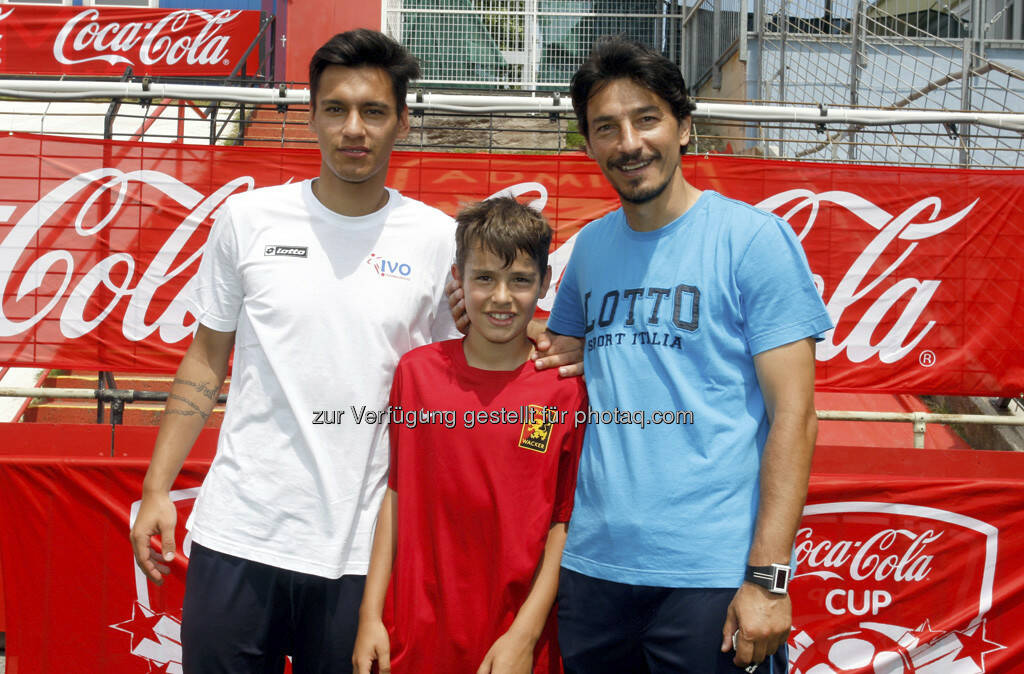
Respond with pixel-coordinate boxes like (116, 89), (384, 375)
(608, 151), (672, 205)
(617, 172), (673, 205)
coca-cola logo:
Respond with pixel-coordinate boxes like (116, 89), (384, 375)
(757, 190), (977, 365)
(53, 9), (241, 67)
(796, 526), (940, 585)
(0, 7), (12, 56)
(0, 168), (253, 343)
(0, 170), (993, 372)
(789, 502), (1005, 673)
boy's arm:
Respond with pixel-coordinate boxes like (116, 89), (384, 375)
(129, 324), (234, 584)
(476, 522), (568, 674)
(354, 488), (398, 674)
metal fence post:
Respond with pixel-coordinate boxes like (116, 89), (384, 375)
(713, 0), (723, 89)
(912, 412), (927, 448)
(849, 0), (864, 161)
(740, 0), (749, 62)
(778, 0), (788, 158)
(755, 0), (765, 152)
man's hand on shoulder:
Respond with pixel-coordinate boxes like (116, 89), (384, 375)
(445, 277), (470, 335)
(530, 323), (584, 378)
(721, 582), (791, 670)
(129, 491), (178, 585)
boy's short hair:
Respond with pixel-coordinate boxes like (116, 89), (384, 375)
(309, 29), (420, 113)
(570, 35), (697, 153)
(455, 197), (552, 276)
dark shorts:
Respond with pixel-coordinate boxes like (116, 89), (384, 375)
(557, 568), (788, 674)
(181, 542), (365, 674)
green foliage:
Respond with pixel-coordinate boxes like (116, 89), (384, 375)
(565, 119), (585, 150)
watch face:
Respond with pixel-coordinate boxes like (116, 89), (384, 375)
(773, 565), (790, 591)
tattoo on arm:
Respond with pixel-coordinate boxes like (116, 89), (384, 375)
(172, 377), (219, 402)
(164, 392), (212, 422)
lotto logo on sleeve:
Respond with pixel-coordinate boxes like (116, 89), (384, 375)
(264, 245), (308, 258)
(518, 404), (555, 453)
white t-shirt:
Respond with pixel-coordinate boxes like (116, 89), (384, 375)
(185, 179), (459, 578)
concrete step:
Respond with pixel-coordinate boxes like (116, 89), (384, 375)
(0, 366), (46, 422)
(242, 106), (316, 147)
(19, 371), (230, 426)
(46, 374), (175, 392)
(45, 373), (230, 392)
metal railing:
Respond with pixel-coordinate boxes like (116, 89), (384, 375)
(2, 80), (1023, 166)
(817, 408), (1024, 449)
(0, 385), (228, 456)
(1, 386), (1022, 452)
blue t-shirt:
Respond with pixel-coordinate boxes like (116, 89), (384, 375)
(547, 190), (833, 588)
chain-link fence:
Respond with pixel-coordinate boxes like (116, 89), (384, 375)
(378, 0), (1024, 166)
(7, 2), (1018, 166)
(737, 0), (1024, 163)
(383, 0), (681, 89)
(1, 87), (1021, 167)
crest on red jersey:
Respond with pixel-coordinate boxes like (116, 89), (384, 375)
(518, 404), (555, 453)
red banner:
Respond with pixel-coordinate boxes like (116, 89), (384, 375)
(2, 442), (1023, 674)
(792, 479), (1021, 672)
(1, 133), (1022, 395)
(0, 6), (261, 76)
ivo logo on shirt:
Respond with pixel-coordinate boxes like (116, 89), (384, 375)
(366, 253), (412, 280)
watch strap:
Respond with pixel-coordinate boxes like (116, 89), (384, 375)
(745, 563), (790, 594)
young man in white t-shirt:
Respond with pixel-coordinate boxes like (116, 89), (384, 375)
(129, 29), (459, 673)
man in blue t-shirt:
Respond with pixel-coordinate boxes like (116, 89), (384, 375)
(546, 37), (833, 673)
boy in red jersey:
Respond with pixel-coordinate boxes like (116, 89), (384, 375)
(353, 197), (587, 674)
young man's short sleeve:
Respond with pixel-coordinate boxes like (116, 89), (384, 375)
(187, 205), (244, 332)
(552, 386), (588, 523)
(546, 240), (587, 338)
(737, 217), (832, 355)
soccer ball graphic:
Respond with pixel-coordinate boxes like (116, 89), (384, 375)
(792, 626), (914, 674)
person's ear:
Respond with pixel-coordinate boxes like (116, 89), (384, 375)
(678, 116), (692, 148)
(451, 263), (462, 285)
(397, 106), (410, 140)
(539, 265), (552, 298)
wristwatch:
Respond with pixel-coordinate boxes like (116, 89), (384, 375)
(745, 563), (791, 595)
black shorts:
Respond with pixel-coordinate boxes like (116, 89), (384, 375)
(181, 542), (365, 674)
(557, 568), (789, 674)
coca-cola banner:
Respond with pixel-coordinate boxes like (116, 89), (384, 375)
(1, 133), (1023, 395)
(0, 6), (261, 76)
(790, 477), (1024, 673)
(2, 443), (1023, 674)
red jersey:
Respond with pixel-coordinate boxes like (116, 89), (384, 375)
(384, 339), (587, 674)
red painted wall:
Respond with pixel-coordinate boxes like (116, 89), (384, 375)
(284, 0), (383, 84)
